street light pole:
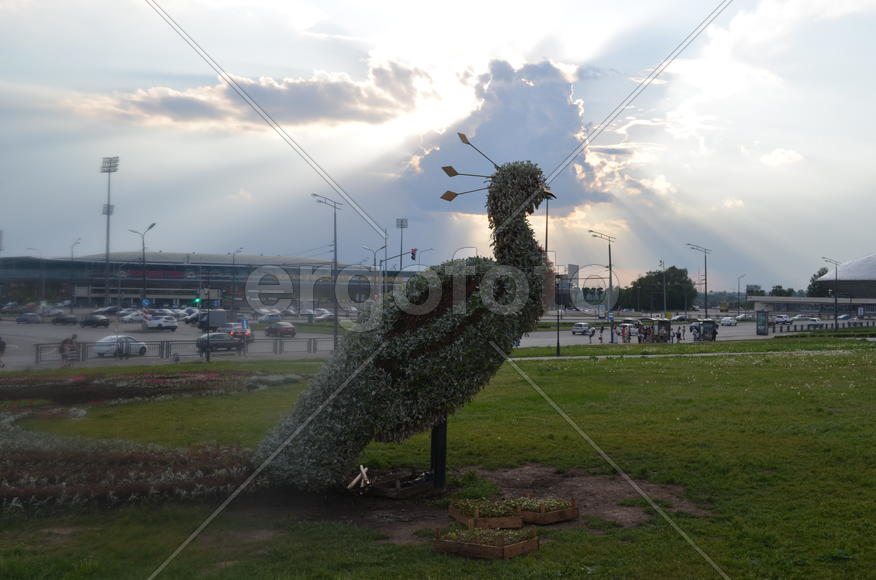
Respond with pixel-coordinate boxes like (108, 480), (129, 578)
(590, 230), (616, 343)
(313, 193), (343, 349)
(659, 259), (667, 316)
(823, 257), (840, 329)
(737, 273), (746, 316)
(69, 238), (81, 312)
(26, 247), (44, 301)
(100, 156), (119, 305)
(363, 244), (386, 299)
(230, 247), (243, 316)
(687, 243), (712, 318)
(555, 274), (562, 356)
(128, 223), (156, 304)
(396, 218), (408, 270)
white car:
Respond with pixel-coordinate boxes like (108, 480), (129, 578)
(142, 315), (178, 331)
(720, 317), (738, 326)
(120, 311), (145, 323)
(94, 335), (148, 357)
(571, 322), (595, 336)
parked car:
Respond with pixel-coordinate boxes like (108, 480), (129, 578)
(281, 307), (297, 318)
(258, 313), (283, 323)
(571, 322), (594, 336)
(142, 316), (178, 331)
(735, 313), (753, 321)
(80, 314), (110, 328)
(196, 332), (243, 354)
(92, 306), (121, 315)
(16, 313), (41, 324)
(671, 314), (687, 322)
(720, 316), (738, 326)
(314, 313), (337, 323)
(94, 335), (148, 357)
(120, 311), (146, 323)
(266, 322), (297, 337)
(218, 323), (254, 342)
(837, 314), (851, 320)
(774, 315), (792, 325)
(51, 314), (78, 325)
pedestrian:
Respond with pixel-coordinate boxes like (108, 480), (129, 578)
(60, 334), (79, 367)
(0, 335), (6, 368)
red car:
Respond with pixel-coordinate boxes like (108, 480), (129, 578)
(265, 322), (297, 337)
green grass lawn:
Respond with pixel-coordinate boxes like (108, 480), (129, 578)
(4, 345), (875, 578)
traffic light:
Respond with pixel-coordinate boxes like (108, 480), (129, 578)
(411, 248), (417, 261)
(193, 297), (201, 305)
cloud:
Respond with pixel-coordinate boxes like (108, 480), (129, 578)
(67, 62), (434, 129)
(760, 148), (803, 167)
(396, 59), (613, 217)
(227, 188), (254, 202)
(723, 198), (744, 208)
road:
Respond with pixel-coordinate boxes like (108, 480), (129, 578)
(0, 313), (765, 372)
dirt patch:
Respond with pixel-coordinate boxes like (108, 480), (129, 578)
(224, 464), (709, 545)
(472, 464), (710, 529)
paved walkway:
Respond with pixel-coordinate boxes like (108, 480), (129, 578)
(511, 349), (853, 362)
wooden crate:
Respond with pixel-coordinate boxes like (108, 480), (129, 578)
(448, 505), (523, 529)
(433, 530), (539, 560)
(369, 474), (434, 499)
(519, 499), (579, 525)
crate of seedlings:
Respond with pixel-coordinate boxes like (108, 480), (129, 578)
(511, 497), (578, 525)
(433, 526), (539, 560)
(448, 498), (523, 529)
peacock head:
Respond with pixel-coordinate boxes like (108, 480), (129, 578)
(440, 133), (553, 226)
(486, 161), (553, 225)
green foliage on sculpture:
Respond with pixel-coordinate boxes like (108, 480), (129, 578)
(254, 161), (551, 491)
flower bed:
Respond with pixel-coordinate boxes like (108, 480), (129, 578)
(511, 497), (578, 525)
(432, 526), (539, 559)
(448, 499), (523, 529)
(0, 443), (252, 511)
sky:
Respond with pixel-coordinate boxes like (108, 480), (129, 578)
(2, 0), (876, 292)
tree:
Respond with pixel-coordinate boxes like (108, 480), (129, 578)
(615, 266), (697, 312)
(769, 285), (795, 297)
(806, 267), (830, 297)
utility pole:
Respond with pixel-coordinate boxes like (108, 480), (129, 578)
(737, 273), (746, 315)
(313, 193), (343, 349)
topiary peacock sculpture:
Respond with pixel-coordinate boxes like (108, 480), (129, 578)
(255, 147), (554, 491)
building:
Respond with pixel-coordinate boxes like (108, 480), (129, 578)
(749, 252), (876, 317)
(0, 251), (412, 310)
(814, 252), (876, 299)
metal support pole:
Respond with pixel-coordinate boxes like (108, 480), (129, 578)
(608, 242), (614, 343)
(430, 418), (447, 492)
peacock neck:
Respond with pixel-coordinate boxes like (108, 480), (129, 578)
(492, 216), (546, 275)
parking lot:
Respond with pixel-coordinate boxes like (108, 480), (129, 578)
(0, 309), (334, 371)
